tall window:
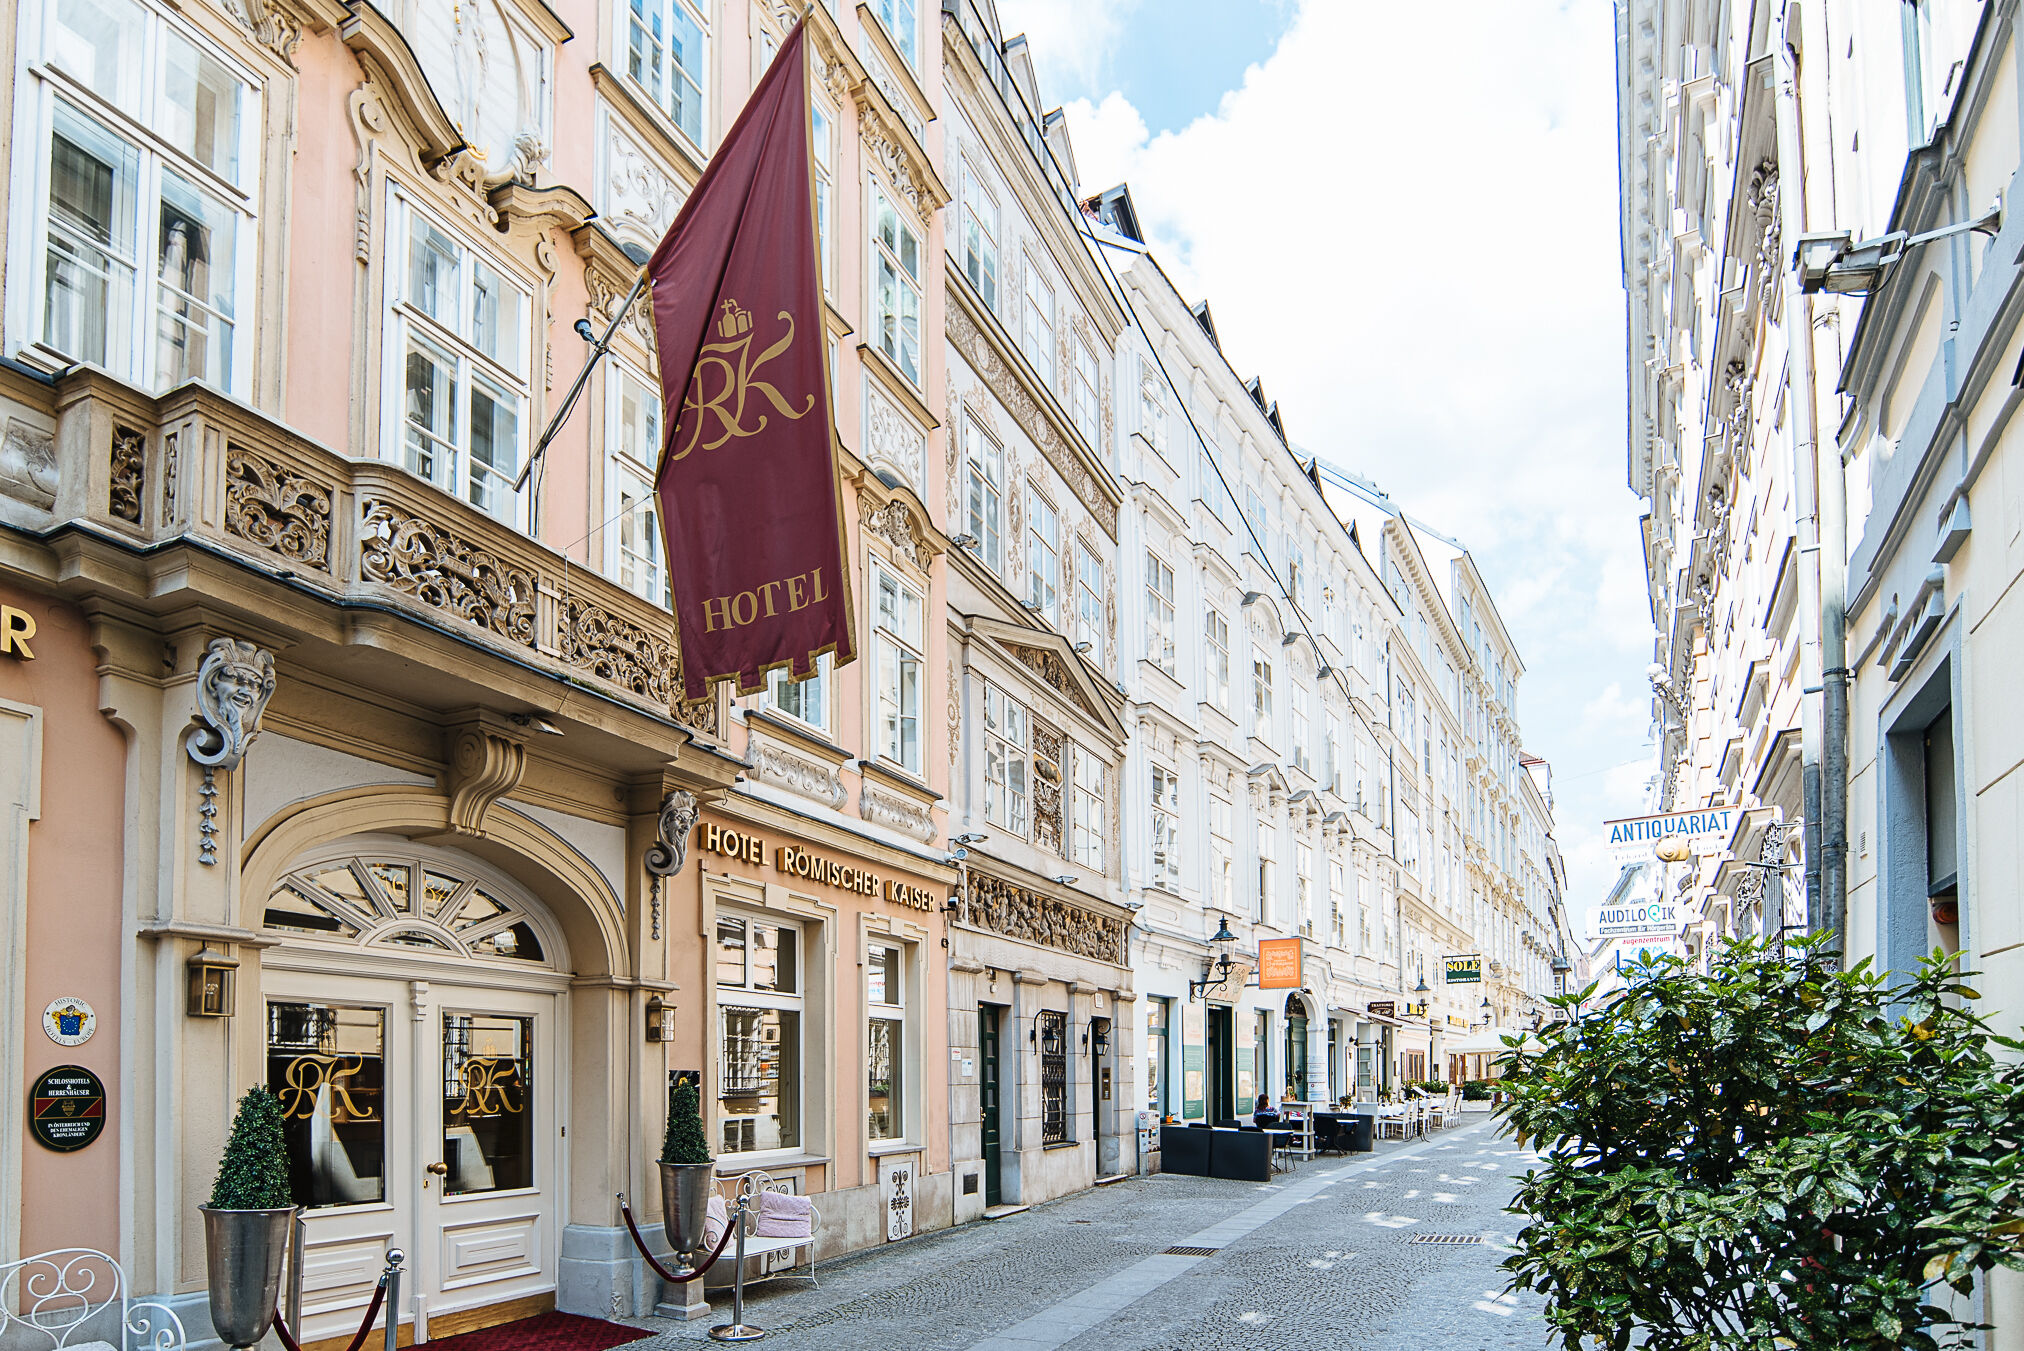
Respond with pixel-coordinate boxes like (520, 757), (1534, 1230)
(626, 0), (708, 146)
(1295, 843), (1314, 933)
(812, 103), (834, 291)
(867, 942), (906, 1142)
(387, 191), (529, 522)
(965, 416), (1004, 574)
(872, 185), (922, 385)
(1075, 543), (1104, 666)
(1325, 713), (1344, 795)
(1141, 368), (1169, 459)
(1256, 821), (1276, 923)
(1150, 764), (1180, 886)
(873, 560), (923, 773)
(766, 655), (830, 732)
(717, 912), (801, 1154)
(1198, 436), (1225, 521)
(1022, 259), (1055, 387)
(608, 365), (666, 605)
(22, 0), (258, 393)
(1072, 749), (1104, 872)
(1329, 860), (1346, 947)
(1209, 793), (1233, 910)
(1291, 682), (1311, 775)
(1072, 337), (1100, 448)
(871, 0), (918, 66)
(1027, 487), (1059, 625)
(1145, 552), (1175, 675)
(983, 683), (1029, 836)
(1205, 611), (1231, 711)
(960, 165), (999, 309)
(1146, 998), (1171, 1116)
(1252, 649), (1274, 737)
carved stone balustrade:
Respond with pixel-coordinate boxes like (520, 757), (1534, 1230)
(24, 368), (723, 740)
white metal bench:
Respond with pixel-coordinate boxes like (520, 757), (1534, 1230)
(0, 1248), (185, 1350)
(706, 1171), (821, 1287)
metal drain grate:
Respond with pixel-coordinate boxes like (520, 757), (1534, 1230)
(1164, 1245), (1221, 1256)
(1409, 1234), (1484, 1245)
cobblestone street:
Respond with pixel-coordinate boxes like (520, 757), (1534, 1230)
(626, 1116), (1551, 1351)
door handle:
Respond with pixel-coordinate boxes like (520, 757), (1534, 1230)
(426, 1161), (449, 1176)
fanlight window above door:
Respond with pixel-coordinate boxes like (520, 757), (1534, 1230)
(265, 855), (548, 963)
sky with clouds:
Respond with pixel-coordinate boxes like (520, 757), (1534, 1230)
(996, 0), (1657, 938)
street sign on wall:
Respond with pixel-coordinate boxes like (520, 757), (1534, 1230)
(1594, 898), (1681, 937)
(1443, 954), (1482, 984)
(1603, 806), (1738, 864)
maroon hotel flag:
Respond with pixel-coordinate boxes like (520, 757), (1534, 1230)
(649, 17), (853, 702)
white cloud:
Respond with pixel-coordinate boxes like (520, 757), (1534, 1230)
(1051, 0), (1654, 914)
(992, 0), (1139, 108)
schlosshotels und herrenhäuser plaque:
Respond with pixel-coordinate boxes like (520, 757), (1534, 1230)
(648, 16), (854, 703)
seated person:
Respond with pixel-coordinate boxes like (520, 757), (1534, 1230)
(1252, 1091), (1280, 1128)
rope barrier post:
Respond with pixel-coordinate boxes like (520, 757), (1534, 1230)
(708, 1194), (763, 1342)
(383, 1249), (405, 1351)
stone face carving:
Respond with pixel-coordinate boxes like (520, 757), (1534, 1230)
(446, 722), (526, 837)
(109, 426), (146, 524)
(747, 737), (847, 809)
(859, 780), (936, 844)
(859, 493), (930, 571)
(1749, 160), (1781, 279)
(0, 418), (57, 511)
(966, 870), (1126, 965)
(562, 597), (675, 705)
(360, 499), (537, 646)
(947, 303), (1118, 540)
(186, 637), (278, 867)
(1031, 718), (1064, 855)
(187, 638), (278, 771)
(225, 447), (333, 568)
(645, 789), (700, 877)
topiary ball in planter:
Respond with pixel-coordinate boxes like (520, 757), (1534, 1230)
(659, 1075), (714, 1270)
(202, 1087), (296, 1349)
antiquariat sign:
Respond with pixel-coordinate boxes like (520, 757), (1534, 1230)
(1443, 954), (1482, 984)
(1594, 897), (1681, 938)
(1256, 937), (1303, 989)
(695, 821), (940, 911)
(1602, 805), (1738, 864)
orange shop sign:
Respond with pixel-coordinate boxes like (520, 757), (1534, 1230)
(1257, 937), (1304, 989)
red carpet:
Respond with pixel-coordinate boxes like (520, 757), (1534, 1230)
(419, 1312), (652, 1351)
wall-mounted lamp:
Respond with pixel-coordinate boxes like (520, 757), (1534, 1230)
(187, 944), (238, 1018)
(645, 994), (676, 1042)
(1796, 199), (1999, 295)
(1241, 591), (1265, 607)
(1189, 917), (1240, 1000)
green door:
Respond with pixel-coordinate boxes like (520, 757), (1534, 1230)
(980, 1006), (1002, 1207)
(1207, 1006), (1233, 1123)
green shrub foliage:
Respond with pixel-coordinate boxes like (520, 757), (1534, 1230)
(661, 1074), (711, 1165)
(1461, 1079), (1494, 1101)
(1500, 936), (2024, 1351)
(208, 1087), (294, 1211)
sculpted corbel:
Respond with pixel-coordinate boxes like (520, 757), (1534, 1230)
(185, 637), (279, 866)
(444, 712), (528, 837)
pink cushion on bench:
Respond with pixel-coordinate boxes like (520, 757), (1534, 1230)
(753, 1190), (812, 1239)
(702, 1194), (729, 1249)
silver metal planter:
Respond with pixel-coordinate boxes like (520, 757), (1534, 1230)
(659, 1161), (715, 1276)
(201, 1205), (296, 1349)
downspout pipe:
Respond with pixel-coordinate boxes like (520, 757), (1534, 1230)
(1774, 22), (1849, 951)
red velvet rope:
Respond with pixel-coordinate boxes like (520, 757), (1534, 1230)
(617, 1192), (740, 1285)
(271, 1270), (388, 1351)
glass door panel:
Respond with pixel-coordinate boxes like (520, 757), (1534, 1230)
(440, 1013), (532, 1195)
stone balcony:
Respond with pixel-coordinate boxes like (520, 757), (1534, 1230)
(5, 366), (724, 750)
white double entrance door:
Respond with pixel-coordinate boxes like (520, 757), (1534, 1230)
(265, 969), (562, 1343)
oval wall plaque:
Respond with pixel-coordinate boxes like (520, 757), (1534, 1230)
(30, 1065), (106, 1153)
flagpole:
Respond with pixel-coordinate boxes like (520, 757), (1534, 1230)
(516, 242), (654, 531)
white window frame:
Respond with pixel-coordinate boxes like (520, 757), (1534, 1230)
(812, 99), (835, 295)
(1027, 485), (1060, 626)
(1205, 610), (1231, 711)
(1074, 541), (1104, 667)
(866, 938), (910, 1143)
(623, 0), (710, 151)
(1145, 551), (1175, 676)
(1022, 255), (1055, 388)
(1150, 763), (1181, 887)
(983, 681), (1029, 837)
(871, 0), (918, 67)
(1141, 361), (1169, 460)
(10, 0), (261, 395)
(1291, 681), (1311, 776)
(871, 557), (923, 774)
(1252, 648), (1274, 738)
(1295, 843), (1313, 933)
(1071, 335), (1100, 449)
(1209, 793), (1233, 911)
(765, 653), (832, 733)
(716, 908), (805, 1158)
(1072, 746), (1104, 873)
(381, 186), (532, 526)
(870, 181), (922, 386)
(605, 360), (668, 606)
(1255, 820), (1276, 924)
(960, 161), (999, 311)
(964, 414), (1005, 575)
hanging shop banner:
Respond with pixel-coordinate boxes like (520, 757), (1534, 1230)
(1366, 1001), (1396, 1020)
(1181, 1000), (1206, 1121)
(649, 16), (854, 701)
(1256, 937), (1303, 989)
(1593, 897), (1681, 937)
(1443, 954), (1482, 985)
(30, 1065), (106, 1152)
(1603, 806), (1738, 864)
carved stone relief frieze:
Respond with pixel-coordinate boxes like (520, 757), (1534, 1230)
(863, 382), (927, 489)
(413, 0), (553, 191)
(858, 491), (932, 572)
(225, 447), (333, 569)
(109, 426), (145, 524)
(562, 596), (675, 704)
(1031, 717), (1064, 855)
(229, 0), (306, 64)
(746, 733), (847, 809)
(1749, 161), (1781, 280)
(967, 870), (1126, 965)
(360, 499), (537, 646)
(860, 779), (936, 845)
(856, 96), (938, 226)
(947, 655), (961, 766)
(947, 303), (1118, 540)
(0, 417), (57, 512)
(858, 40), (923, 146)
(600, 111), (687, 250)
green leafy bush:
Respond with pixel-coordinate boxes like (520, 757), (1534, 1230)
(208, 1087), (293, 1210)
(1461, 1079), (1493, 1100)
(1500, 936), (2024, 1351)
(1412, 1078), (1450, 1095)
(661, 1074), (712, 1165)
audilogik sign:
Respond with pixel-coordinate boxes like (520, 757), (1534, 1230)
(1594, 898), (1680, 937)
